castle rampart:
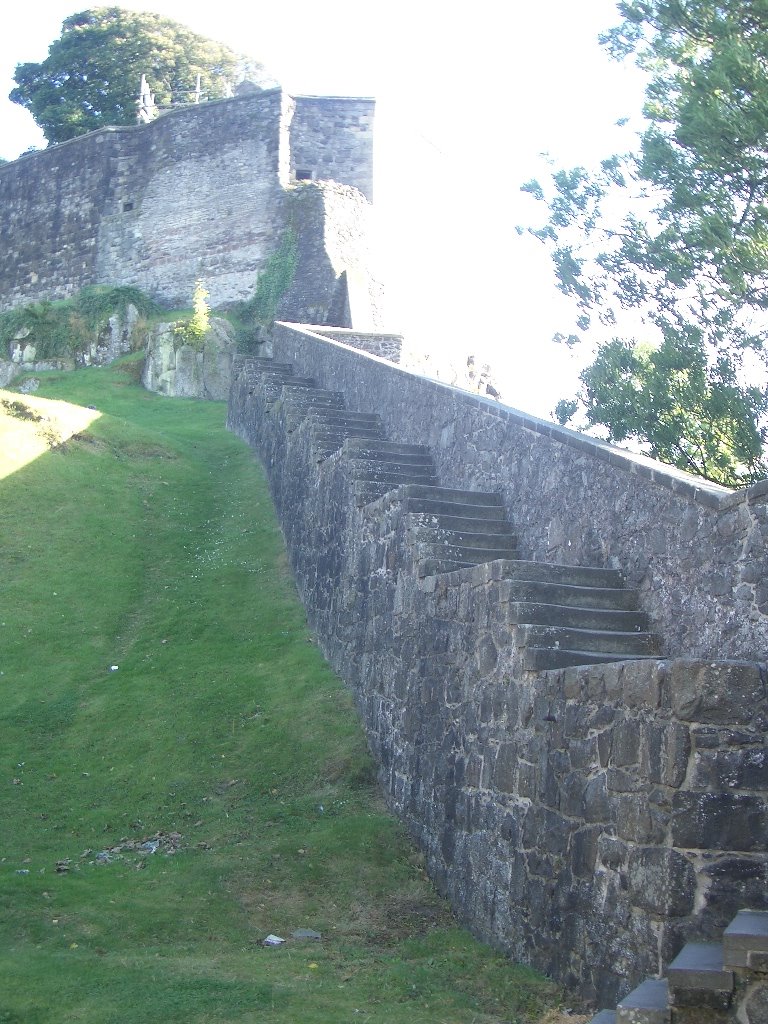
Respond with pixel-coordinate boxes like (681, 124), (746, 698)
(0, 90), (375, 315)
(227, 323), (768, 1009)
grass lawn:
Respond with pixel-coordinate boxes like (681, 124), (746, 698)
(0, 358), (574, 1023)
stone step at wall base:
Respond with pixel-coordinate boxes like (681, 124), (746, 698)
(312, 426), (387, 442)
(418, 557), (485, 577)
(417, 542), (520, 564)
(278, 382), (335, 393)
(508, 600), (649, 632)
(399, 483), (505, 506)
(415, 528), (524, 552)
(347, 457), (437, 475)
(668, 942), (734, 994)
(494, 558), (627, 590)
(519, 622), (661, 656)
(405, 512), (518, 538)
(402, 498), (509, 521)
(249, 358), (295, 371)
(309, 411), (383, 427)
(523, 647), (659, 671)
(346, 452), (436, 470)
(500, 578), (640, 611)
(281, 396), (346, 412)
(409, 514), (517, 536)
(352, 470), (439, 487)
(344, 438), (433, 457)
(413, 528), (519, 552)
(723, 910), (768, 969)
(262, 375), (314, 389)
(616, 978), (670, 1023)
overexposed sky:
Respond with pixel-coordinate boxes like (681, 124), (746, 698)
(0, 1), (648, 417)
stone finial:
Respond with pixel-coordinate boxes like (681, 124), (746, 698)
(136, 75), (157, 124)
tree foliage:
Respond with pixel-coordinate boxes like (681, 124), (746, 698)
(10, 8), (272, 145)
(524, 0), (768, 486)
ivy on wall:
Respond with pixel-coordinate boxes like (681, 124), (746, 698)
(236, 229), (298, 345)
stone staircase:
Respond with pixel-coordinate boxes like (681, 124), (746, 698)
(239, 356), (661, 670)
(588, 909), (768, 1023)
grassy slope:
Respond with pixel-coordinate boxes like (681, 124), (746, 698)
(0, 359), (568, 1024)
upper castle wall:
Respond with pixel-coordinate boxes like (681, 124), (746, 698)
(290, 96), (374, 202)
(0, 89), (375, 313)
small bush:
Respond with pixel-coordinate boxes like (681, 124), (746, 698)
(172, 281), (210, 349)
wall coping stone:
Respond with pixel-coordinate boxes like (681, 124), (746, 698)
(0, 89), (374, 172)
(277, 323), (754, 510)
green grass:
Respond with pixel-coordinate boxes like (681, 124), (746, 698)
(0, 359), (563, 1023)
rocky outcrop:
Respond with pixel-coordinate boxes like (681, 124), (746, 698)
(141, 317), (236, 400)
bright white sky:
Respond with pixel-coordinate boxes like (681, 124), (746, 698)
(0, 0), (648, 418)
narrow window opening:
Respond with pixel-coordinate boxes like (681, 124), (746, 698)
(123, 201), (134, 212)
(295, 169), (313, 181)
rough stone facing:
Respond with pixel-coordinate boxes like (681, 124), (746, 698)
(0, 91), (377, 321)
(227, 328), (768, 1010)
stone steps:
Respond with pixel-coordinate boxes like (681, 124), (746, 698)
(407, 512), (518, 539)
(587, 909), (768, 1024)
(507, 600), (649, 632)
(499, 578), (641, 611)
(524, 647), (660, 671)
(518, 622), (661, 657)
(238, 355), (662, 672)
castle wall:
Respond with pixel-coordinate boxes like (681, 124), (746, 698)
(290, 96), (374, 202)
(226, 329), (768, 1006)
(0, 90), (375, 315)
(269, 324), (768, 662)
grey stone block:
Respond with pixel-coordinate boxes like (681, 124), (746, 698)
(667, 941), (734, 992)
(616, 978), (670, 1022)
(723, 909), (768, 969)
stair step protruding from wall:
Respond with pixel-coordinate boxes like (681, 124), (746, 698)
(616, 978), (670, 1023)
(667, 941), (734, 993)
(508, 600), (648, 633)
(723, 909), (768, 970)
(667, 941), (734, 1020)
(587, 908), (768, 1024)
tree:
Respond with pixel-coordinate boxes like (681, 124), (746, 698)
(523, 0), (768, 486)
(10, 8), (274, 145)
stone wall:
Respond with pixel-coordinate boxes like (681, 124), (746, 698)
(227, 326), (768, 1008)
(302, 327), (403, 362)
(290, 96), (374, 202)
(268, 324), (768, 662)
(0, 90), (376, 319)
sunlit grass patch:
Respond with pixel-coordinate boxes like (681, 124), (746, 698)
(0, 387), (101, 478)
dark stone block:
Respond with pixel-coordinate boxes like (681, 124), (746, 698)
(743, 982), (768, 1024)
(572, 826), (600, 877)
(493, 742), (518, 794)
(672, 792), (768, 851)
(628, 847), (695, 916)
(598, 835), (628, 870)
(611, 720), (641, 766)
(582, 774), (612, 823)
(692, 748), (768, 790)
(669, 660), (765, 724)
(616, 793), (661, 844)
